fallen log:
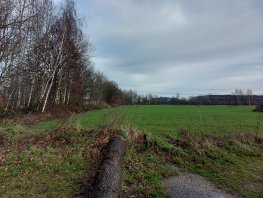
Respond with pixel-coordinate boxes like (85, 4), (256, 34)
(89, 136), (126, 198)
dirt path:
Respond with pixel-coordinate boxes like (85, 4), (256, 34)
(166, 167), (238, 198)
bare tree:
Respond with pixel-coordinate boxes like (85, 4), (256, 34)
(232, 89), (244, 105)
(0, 0), (94, 115)
(246, 89), (253, 106)
(176, 92), (180, 104)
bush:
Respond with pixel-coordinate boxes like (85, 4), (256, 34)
(254, 104), (263, 112)
(83, 102), (111, 111)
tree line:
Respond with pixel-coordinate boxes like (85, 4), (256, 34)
(121, 89), (263, 106)
(0, 0), (125, 117)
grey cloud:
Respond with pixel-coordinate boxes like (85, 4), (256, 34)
(76, 0), (263, 96)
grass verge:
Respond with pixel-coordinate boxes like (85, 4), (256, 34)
(121, 130), (263, 197)
(0, 122), (114, 197)
(120, 129), (177, 197)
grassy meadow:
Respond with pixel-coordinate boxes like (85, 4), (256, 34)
(69, 105), (263, 135)
(0, 105), (263, 197)
(123, 105), (262, 135)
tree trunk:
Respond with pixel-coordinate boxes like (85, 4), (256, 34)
(37, 77), (51, 112)
(90, 136), (126, 198)
(55, 75), (62, 105)
(5, 89), (14, 112)
(63, 83), (67, 105)
(41, 69), (57, 113)
(27, 78), (35, 107)
(66, 79), (72, 105)
(16, 77), (22, 108)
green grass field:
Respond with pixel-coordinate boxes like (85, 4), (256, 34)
(1, 105), (263, 197)
(75, 105), (263, 197)
(71, 105), (262, 135)
(123, 105), (263, 135)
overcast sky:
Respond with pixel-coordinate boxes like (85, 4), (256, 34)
(72, 0), (263, 97)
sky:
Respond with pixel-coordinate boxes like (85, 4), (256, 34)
(69, 0), (263, 97)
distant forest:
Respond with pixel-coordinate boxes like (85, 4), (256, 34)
(139, 95), (263, 105)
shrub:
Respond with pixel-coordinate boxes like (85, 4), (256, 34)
(83, 102), (111, 111)
(254, 104), (263, 112)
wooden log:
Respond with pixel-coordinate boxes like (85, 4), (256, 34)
(89, 136), (126, 198)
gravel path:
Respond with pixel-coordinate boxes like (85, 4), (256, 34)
(166, 168), (238, 198)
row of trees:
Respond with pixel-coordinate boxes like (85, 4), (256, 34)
(0, 0), (126, 116)
(0, 0), (88, 114)
(232, 89), (253, 106)
(121, 89), (261, 106)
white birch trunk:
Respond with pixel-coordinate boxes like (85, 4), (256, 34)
(17, 77), (21, 108)
(55, 73), (62, 105)
(41, 69), (57, 113)
(27, 78), (35, 107)
(63, 84), (67, 105)
(66, 79), (72, 106)
(5, 89), (14, 112)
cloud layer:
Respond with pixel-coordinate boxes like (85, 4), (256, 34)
(76, 0), (263, 96)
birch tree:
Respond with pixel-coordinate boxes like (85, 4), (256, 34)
(0, 0), (105, 116)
